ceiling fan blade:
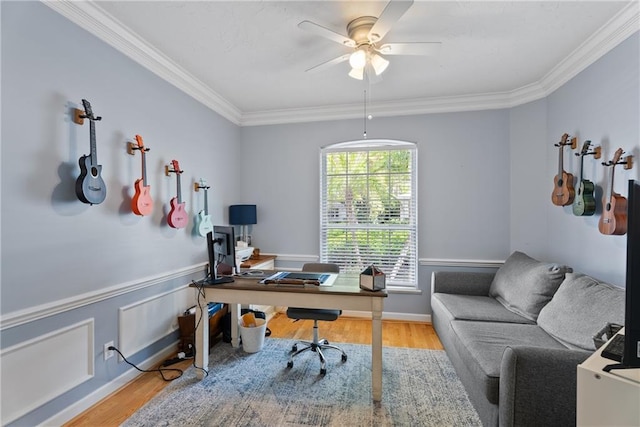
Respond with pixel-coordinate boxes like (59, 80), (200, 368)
(368, 0), (414, 43)
(378, 42), (442, 56)
(298, 20), (356, 47)
(305, 53), (351, 73)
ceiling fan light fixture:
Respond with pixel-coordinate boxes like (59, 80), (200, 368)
(349, 67), (364, 80)
(370, 53), (389, 75)
(349, 49), (367, 69)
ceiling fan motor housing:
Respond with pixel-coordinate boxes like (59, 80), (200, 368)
(347, 16), (379, 46)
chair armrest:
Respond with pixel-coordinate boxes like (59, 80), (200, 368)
(499, 345), (591, 427)
(430, 271), (495, 296)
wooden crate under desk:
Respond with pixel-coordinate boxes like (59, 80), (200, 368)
(177, 304), (228, 351)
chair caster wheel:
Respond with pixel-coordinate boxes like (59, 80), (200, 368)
(287, 361), (293, 369)
(342, 354), (348, 362)
(291, 344), (297, 352)
(320, 368), (326, 376)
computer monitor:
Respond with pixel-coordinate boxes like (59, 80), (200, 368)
(204, 225), (235, 285)
(623, 179), (640, 368)
(604, 179), (640, 372)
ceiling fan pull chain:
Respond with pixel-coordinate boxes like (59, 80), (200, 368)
(363, 89), (367, 139)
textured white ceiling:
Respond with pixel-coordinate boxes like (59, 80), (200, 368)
(64, 1), (637, 124)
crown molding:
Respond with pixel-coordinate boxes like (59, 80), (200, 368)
(240, 90), (524, 126)
(42, 0), (243, 125)
(43, 1), (638, 127)
(536, 1), (640, 99)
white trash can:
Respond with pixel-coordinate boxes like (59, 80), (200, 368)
(239, 318), (267, 353)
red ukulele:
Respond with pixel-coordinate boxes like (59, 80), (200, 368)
(599, 148), (631, 235)
(551, 133), (576, 206)
(167, 160), (188, 229)
(129, 135), (153, 216)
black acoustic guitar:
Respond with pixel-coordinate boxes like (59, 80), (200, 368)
(572, 140), (597, 216)
(75, 99), (106, 205)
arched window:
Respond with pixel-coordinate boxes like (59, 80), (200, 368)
(320, 139), (418, 288)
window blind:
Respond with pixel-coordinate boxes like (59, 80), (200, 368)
(320, 140), (418, 288)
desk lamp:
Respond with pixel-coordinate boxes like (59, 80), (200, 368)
(229, 204), (257, 245)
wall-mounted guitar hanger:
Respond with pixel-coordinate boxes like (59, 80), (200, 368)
(602, 152), (633, 170)
(574, 141), (601, 160)
(165, 163), (182, 176)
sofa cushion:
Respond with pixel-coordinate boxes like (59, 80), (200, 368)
(537, 273), (625, 350)
(489, 251), (571, 321)
(449, 321), (566, 404)
(432, 294), (534, 324)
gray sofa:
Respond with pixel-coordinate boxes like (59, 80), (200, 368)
(431, 251), (625, 427)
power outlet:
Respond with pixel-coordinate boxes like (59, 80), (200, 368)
(104, 341), (114, 361)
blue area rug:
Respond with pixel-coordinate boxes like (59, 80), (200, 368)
(123, 339), (480, 426)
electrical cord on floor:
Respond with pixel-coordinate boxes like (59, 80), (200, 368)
(108, 346), (184, 382)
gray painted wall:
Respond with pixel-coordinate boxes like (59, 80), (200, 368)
(2, 3), (240, 425)
(510, 33), (639, 287)
(1, 1), (638, 424)
(239, 110), (511, 314)
(2, 2), (240, 314)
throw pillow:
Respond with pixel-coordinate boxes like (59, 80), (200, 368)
(537, 273), (625, 350)
(489, 251), (571, 321)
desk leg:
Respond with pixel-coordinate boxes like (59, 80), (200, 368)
(195, 301), (209, 380)
(372, 298), (383, 402)
(231, 303), (240, 348)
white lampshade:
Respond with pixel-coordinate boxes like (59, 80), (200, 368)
(348, 67), (364, 80)
(370, 53), (389, 76)
(349, 49), (367, 69)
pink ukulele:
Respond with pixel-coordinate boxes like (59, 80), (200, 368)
(167, 160), (188, 229)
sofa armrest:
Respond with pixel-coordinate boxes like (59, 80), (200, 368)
(499, 346), (591, 427)
(430, 271), (495, 296)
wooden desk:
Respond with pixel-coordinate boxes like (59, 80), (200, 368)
(240, 254), (276, 270)
(192, 274), (387, 401)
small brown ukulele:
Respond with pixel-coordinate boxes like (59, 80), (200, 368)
(551, 133), (576, 206)
(598, 148), (631, 235)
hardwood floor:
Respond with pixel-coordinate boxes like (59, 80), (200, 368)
(64, 313), (443, 426)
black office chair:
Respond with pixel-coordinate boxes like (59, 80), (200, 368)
(286, 262), (347, 375)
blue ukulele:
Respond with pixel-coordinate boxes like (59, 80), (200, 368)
(195, 179), (213, 237)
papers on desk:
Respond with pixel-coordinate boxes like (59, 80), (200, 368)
(260, 271), (338, 287)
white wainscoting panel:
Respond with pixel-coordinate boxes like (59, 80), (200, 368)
(0, 319), (94, 425)
(119, 285), (195, 358)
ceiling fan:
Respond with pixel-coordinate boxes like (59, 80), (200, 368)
(299, 0), (441, 82)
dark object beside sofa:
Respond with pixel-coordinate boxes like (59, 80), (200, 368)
(431, 251), (625, 426)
